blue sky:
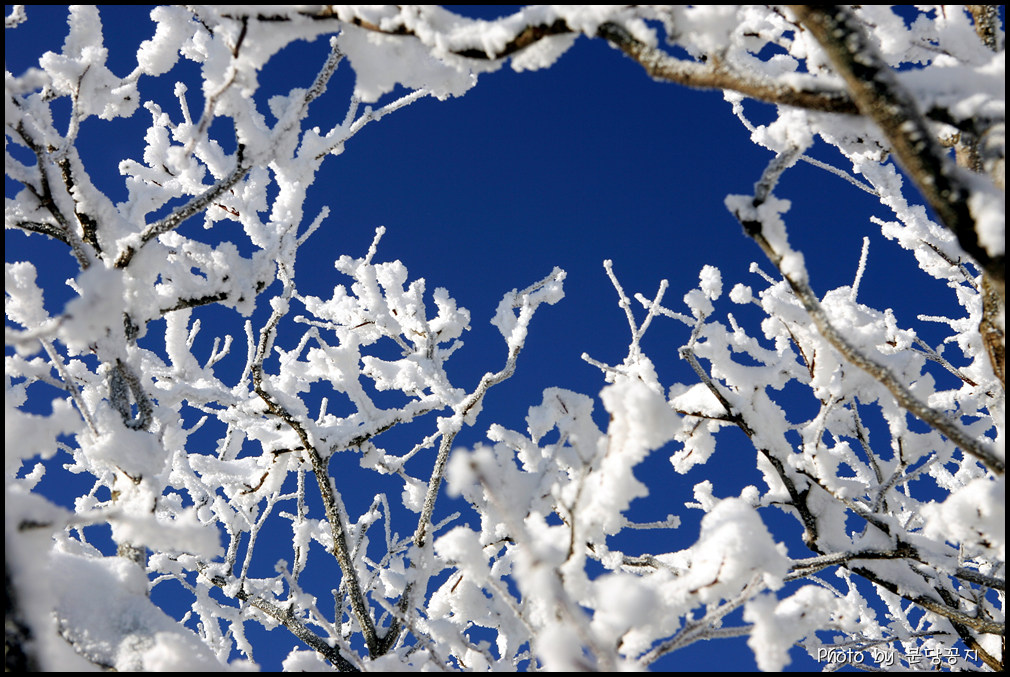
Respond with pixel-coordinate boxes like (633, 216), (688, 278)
(6, 5), (980, 672)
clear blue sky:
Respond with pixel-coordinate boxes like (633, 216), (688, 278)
(6, 5), (972, 671)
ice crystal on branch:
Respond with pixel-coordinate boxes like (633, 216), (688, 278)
(6, 5), (1004, 672)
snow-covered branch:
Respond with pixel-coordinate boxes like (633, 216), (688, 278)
(6, 5), (1004, 672)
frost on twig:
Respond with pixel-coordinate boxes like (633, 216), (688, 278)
(791, 5), (1005, 290)
(730, 150), (1002, 476)
(6, 5), (1004, 673)
(414, 266), (566, 549)
(714, 144), (1003, 668)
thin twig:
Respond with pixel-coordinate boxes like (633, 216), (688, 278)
(791, 6), (1004, 290)
(733, 150), (1003, 476)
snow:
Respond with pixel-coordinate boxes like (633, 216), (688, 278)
(922, 476), (1005, 560)
(110, 508), (223, 560)
(698, 264), (723, 300)
(5, 487), (226, 671)
(746, 586), (835, 671)
(511, 33), (578, 72)
(135, 6), (190, 77)
(5, 262), (54, 350)
(729, 283), (753, 304)
(670, 382), (724, 418)
(47, 548), (225, 670)
(601, 376), (679, 454)
(695, 499), (788, 597)
(39, 6), (139, 121)
(5, 5), (1004, 673)
(969, 187), (1006, 257)
(491, 267), (566, 348)
(337, 24), (477, 103)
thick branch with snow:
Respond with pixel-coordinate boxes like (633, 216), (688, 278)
(5, 5), (1004, 672)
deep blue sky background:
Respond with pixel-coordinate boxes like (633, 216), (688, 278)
(6, 5), (978, 672)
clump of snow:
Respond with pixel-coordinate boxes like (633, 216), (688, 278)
(531, 622), (585, 672)
(730, 283), (753, 304)
(48, 550), (226, 670)
(683, 288), (713, 318)
(525, 387), (595, 445)
(7, 483), (227, 672)
(60, 266), (126, 354)
(135, 6), (190, 76)
(699, 264), (723, 300)
(39, 6), (139, 120)
(745, 586), (835, 671)
(491, 268), (566, 348)
(5, 262), (50, 334)
(600, 376), (679, 454)
(751, 109), (814, 154)
(110, 508), (222, 559)
(282, 650), (331, 671)
(338, 25), (477, 102)
(674, 6), (738, 57)
(680, 498), (788, 604)
(435, 526), (491, 584)
(589, 573), (659, 652)
(670, 383), (724, 418)
(88, 425), (166, 478)
(968, 188), (1005, 258)
(922, 477), (1005, 560)
(511, 33), (577, 72)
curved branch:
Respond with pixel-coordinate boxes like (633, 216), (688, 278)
(8, 219), (72, 246)
(790, 6), (1005, 291)
(679, 329), (822, 546)
(109, 359), (153, 431)
(251, 284), (388, 657)
(115, 148), (249, 269)
(411, 267), (566, 550)
(215, 7), (996, 145)
(12, 122), (94, 269)
(642, 576), (764, 666)
(596, 22), (858, 114)
(787, 547), (921, 581)
(203, 570), (359, 671)
(763, 234), (1002, 474)
(955, 567), (1005, 593)
(850, 564), (1004, 636)
(216, 7), (862, 115)
(733, 151), (1004, 476)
